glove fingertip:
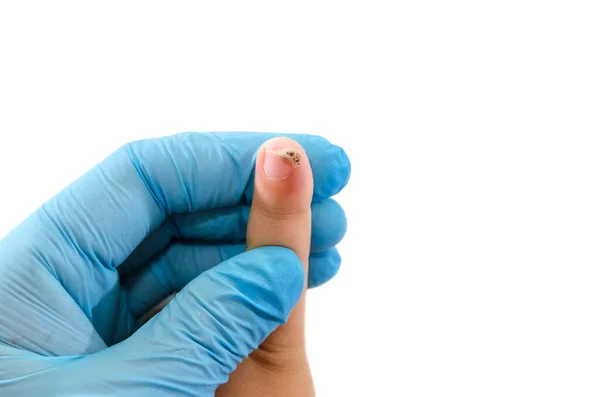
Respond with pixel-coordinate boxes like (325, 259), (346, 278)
(311, 199), (348, 251)
(329, 144), (352, 197)
(308, 249), (342, 289)
(239, 246), (306, 321)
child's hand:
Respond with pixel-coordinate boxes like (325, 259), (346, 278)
(217, 137), (316, 397)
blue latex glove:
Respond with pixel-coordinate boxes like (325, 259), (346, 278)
(0, 132), (350, 395)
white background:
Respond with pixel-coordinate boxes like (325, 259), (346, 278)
(1, 1), (599, 396)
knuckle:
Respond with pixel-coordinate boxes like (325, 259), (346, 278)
(254, 203), (307, 224)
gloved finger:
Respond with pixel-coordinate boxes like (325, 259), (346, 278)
(2, 248), (305, 395)
(0, 352), (81, 380)
(5, 132), (349, 334)
(118, 198), (346, 280)
(125, 244), (341, 319)
(111, 247), (305, 394)
(307, 248), (342, 289)
(172, 197), (345, 252)
(34, 132), (349, 272)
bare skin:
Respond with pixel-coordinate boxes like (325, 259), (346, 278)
(216, 137), (316, 396)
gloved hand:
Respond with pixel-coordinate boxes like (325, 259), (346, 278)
(0, 132), (350, 396)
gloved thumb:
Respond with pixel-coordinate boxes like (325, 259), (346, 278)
(76, 247), (306, 395)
